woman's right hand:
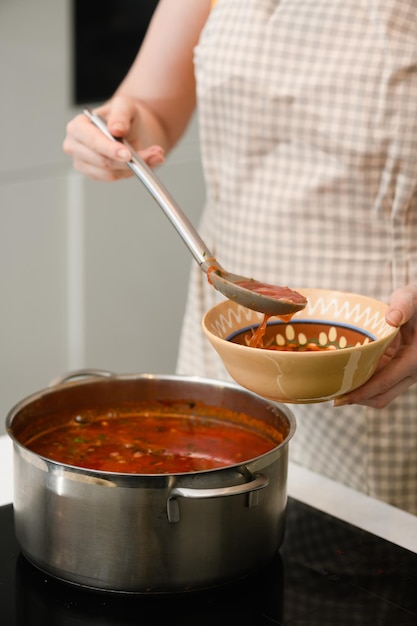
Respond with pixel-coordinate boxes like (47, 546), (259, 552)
(63, 96), (165, 182)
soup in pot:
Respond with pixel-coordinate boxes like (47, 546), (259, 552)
(21, 400), (283, 474)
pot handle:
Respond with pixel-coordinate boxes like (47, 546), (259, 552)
(48, 369), (115, 387)
(167, 472), (269, 523)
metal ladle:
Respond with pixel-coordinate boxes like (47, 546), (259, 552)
(83, 109), (307, 316)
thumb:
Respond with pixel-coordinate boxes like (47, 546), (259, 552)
(385, 284), (417, 327)
(104, 96), (140, 138)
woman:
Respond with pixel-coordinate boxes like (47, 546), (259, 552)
(64, 0), (417, 513)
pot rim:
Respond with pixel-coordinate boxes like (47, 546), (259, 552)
(6, 371), (296, 479)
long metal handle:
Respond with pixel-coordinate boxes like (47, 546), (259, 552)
(166, 472), (269, 522)
(83, 109), (217, 271)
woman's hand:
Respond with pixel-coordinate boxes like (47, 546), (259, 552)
(334, 282), (417, 408)
(63, 1), (210, 180)
(63, 96), (165, 182)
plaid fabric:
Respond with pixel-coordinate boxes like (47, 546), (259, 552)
(177, 0), (417, 513)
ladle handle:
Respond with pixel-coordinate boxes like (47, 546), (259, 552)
(83, 109), (217, 272)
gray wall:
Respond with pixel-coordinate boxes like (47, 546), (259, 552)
(0, 0), (204, 434)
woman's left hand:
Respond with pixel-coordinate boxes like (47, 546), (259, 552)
(334, 282), (417, 408)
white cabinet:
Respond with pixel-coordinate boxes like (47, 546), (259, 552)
(0, 175), (68, 422)
(0, 0), (71, 174)
(0, 1), (204, 434)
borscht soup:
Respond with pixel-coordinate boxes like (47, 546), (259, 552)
(228, 320), (376, 352)
(20, 400), (284, 474)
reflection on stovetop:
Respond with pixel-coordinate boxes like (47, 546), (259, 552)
(1, 498), (417, 626)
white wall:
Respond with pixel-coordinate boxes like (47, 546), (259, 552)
(0, 0), (204, 434)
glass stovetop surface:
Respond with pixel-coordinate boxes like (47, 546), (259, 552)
(1, 497), (416, 626)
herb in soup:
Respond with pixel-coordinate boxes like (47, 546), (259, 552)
(22, 401), (282, 474)
(229, 321), (374, 351)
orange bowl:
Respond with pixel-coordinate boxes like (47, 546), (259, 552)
(202, 288), (399, 403)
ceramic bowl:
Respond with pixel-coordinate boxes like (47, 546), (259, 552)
(202, 288), (399, 403)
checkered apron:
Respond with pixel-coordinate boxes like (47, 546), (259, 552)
(177, 0), (417, 513)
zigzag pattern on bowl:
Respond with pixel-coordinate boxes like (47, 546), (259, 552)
(207, 304), (260, 339)
(296, 296), (392, 337)
(207, 295), (393, 341)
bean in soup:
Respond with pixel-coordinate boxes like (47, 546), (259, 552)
(22, 400), (283, 474)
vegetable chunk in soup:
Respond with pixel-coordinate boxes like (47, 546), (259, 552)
(22, 400), (283, 474)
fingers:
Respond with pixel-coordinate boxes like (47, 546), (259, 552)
(104, 96), (138, 138)
(69, 144), (164, 181)
(63, 101), (165, 181)
(64, 110), (131, 164)
(334, 283), (417, 409)
(140, 145), (165, 167)
(334, 343), (417, 409)
(335, 375), (414, 409)
(386, 283), (417, 327)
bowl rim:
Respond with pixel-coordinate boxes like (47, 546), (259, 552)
(202, 288), (399, 357)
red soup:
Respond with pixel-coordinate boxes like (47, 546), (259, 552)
(21, 400), (283, 474)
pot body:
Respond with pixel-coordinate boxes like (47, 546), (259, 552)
(6, 372), (295, 593)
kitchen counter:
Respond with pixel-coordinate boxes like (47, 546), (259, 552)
(1, 434), (416, 552)
(0, 435), (13, 507)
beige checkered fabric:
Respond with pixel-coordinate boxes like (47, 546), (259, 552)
(177, 0), (417, 513)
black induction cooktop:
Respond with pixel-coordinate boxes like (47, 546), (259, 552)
(1, 498), (416, 626)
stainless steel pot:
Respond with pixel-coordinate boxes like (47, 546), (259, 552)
(6, 371), (296, 593)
